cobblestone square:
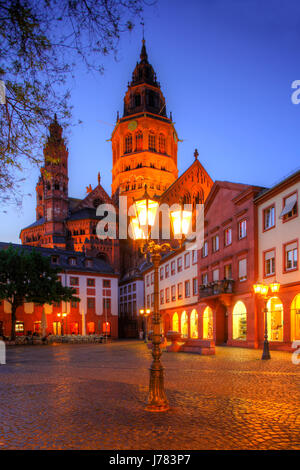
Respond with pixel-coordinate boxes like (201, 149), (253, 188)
(0, 341), (299, 450)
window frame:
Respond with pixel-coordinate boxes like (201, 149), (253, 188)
(263, 204), (276, 232)
(283, 239), (298, 273)
(281, 191), (298, 223)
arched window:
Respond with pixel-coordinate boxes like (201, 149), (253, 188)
(291, 294), (300, 341)
(125, 134), (132, 154)
(190, 309), (198, 338)
(148, 132), (156, 152)
(267, 297), (283, 341)
(181, 311), (188, 338)
(173, 313), (179, 331)
(232, 301), (247, 340)
(136, 131), (143, 151)
(159, 134), (166, 154)
(203, 306), (213, 339)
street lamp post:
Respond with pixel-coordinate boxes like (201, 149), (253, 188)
(57, 312), (68, 336)
(253, 281), (280, 360)
(139, 308), (151, 343)
(131, 185), (192, 412)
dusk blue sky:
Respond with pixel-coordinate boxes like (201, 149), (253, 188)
(1, 0), (300, 243)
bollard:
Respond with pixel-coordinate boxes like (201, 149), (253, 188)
(0, 340), (6, 365)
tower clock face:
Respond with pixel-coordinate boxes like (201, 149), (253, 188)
(128, 120), (138, 131)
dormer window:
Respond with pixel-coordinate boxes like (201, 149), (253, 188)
(69, 257), (77, 266)
(86, 259), (93, 268)
(51, 255), (59, 264)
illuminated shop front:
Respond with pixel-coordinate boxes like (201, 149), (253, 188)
(203, 306), (213, 339)
(267, 297), (283, 342)
(291, 294), (300, 341)
(190, 309), (198, 338)
(232, 301), (247, 341)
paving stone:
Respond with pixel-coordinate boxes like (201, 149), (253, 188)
(0, 342), (299, 449)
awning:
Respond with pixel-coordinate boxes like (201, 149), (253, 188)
(279, 194), (297, 218)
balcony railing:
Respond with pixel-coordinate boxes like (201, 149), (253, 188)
(199, 279), (235, 298)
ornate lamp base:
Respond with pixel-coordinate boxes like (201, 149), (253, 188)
(262, 340), (271, 360)
(146, 363), (169, 412)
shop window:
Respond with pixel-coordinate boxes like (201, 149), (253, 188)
(103, 321), (111, 336)
(264, 250), (275, 277)
(264, 205), (275, 230)
(203, 307), (213, 339)
(53, 321), (61, 335)
(291, 294), (300, 341)
(190, 309), (198, 338)
(34, 321), (41, 333)
(181, 311), (188, 338)
(87, 322), (95, 334)
(232, 301), (247, 340)
(173, 313), (179, 332)
(70, 322), (79, 335)
(267, 297), (283, 341)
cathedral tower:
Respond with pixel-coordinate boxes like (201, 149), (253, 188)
(40, 115), (69, 248)
(111, 40), (179, 207)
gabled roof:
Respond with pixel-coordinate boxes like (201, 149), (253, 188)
(204, 180), (265, 215)
(160, 156), (213, 203)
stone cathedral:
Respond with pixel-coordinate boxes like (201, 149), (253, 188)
(20, 40), (213, 278)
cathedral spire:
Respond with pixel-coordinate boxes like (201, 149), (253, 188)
(140, 39), (148, 64)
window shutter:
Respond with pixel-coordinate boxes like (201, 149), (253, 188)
(239, 259), (247, 278)
(265, 250), (275, 261)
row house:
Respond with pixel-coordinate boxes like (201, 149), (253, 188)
(0, 243), (119, 338)
(197, 181), (263, 349)
(255, 170), (300, 348)
(143, 246), (198, 337)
